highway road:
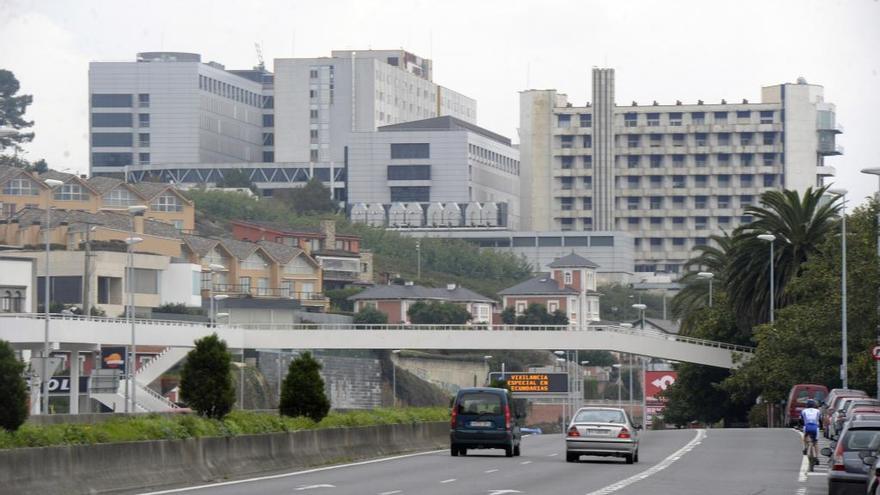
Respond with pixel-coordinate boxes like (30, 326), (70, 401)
(144, 428), (826, 495)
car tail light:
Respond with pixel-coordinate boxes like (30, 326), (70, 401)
(567, 426), (580, 437)
(504, 404), (511, 430)
(832, 441), (846, 471)
(618, 428), (631, 439)
(451, 407), (458, 429)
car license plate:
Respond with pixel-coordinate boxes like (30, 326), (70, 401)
(587, 429), (609, 435)
(470, 421), (492, 427)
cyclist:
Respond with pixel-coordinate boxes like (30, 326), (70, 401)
(801, 399), (821, 461)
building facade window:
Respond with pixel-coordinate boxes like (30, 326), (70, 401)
(387, 165), (431, 180)
(54, 183), (88, 201)
(92, 133), (133, 147)
(138, 93), (150, 107)
(390, 143), (430, 159)
(390, 186), (429, 202)
(92, 113), (132, 127)
(3, 178), (39, 196)
(151, 193), (182, 212)
(91, 94), (132, 107)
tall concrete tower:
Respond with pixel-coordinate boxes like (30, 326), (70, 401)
(591, 68), (615, 231)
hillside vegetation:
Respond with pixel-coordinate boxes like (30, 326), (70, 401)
(185, 190), (532, 298)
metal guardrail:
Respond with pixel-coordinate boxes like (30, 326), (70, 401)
(0, 313), (754, 353)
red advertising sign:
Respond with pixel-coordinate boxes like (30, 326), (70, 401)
(644, 371), (677, 403)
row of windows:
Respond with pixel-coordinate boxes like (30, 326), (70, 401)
(91, 93), (148, 108)
(91, 113), (150, 129)
(623, 215), (749, 229)
(621, 132), (778, 148)
(390, 143), (430, 159)
(387, 165), (431, 180)
(198, 75), (262, 108)
(469, 235), (613, 248)
(91, 132), (150, 148)
(91, 152), (150, 167)
(634, 236), (744, 249)
(617, 173), (779, 189)
(390, 186), (430, 202)
(619, 152), (779, 168)
(468, 144), (519, 175)
(555, 110), (776, 129)
(618, 193), (761, 210)
(635, 263), (682, 274)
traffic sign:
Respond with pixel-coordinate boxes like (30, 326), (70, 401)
(872, 346), (880, 361)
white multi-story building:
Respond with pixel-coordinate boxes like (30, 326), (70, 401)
(89, 52), (267, 177)
(347, 116), (521, 229)
(519, 68), (843, 275)
(273, 49), (477, 166)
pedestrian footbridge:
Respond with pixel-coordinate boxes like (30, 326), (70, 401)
(0, 314), (752, 369)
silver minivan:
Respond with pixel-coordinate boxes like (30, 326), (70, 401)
(565, 407), (640, 464)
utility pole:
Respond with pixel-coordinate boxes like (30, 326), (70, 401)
(81, 223), (100, 316)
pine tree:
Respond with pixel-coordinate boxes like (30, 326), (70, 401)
(179, 334), (235, 419)
(0, 340), (28, 431)
(279, 351), (330, 422)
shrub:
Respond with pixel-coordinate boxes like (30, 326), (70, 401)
(179, 334), (236, 419)
(0, 340), (27, 431)
(279, 352), (330, 422)
(353, 306), (388, 325)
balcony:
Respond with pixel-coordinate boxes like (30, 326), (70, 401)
(818, 142), (844, 156)
(323, 269), (360, 281)
(818, 122), (844, 134)
(211, 284), (328, 306)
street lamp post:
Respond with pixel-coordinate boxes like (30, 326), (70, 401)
(483, 355), (492, 386)
(829, 188), (849, 388)
(697, 272), (715, 308)
(612, 363), (623, 408)
(860, 167), (880, 398)
(415, 240), (421, 280)
(41, 178), (64, 414)
(757, 234), (777, 322)
(555, 355), (567, 428)
(124, 235), (144, 412)
(391, 349), (401, 406)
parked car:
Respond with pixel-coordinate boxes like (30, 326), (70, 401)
(824, 390), (868, 438)
(867, 457), (880, 495)
(822, 418), (880, 495)
(449, 387), (523, 457)
(833, 399), (880, 440)
(786, 384), (829, 427)
(565, 407), (640, 464)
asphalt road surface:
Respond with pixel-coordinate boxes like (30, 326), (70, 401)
(144, 428), (828, 495)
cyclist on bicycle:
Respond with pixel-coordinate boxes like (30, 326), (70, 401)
(801, 399), (821, 461)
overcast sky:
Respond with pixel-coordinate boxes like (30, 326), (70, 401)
(1, 0), (878, 205)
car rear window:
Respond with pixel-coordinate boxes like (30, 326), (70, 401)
(457, 393), (502, 415)
(574, 410), (626, 424)
(844, 429), (880, 451)
(796, 389), (826, 403)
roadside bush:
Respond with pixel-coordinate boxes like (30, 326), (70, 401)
(279, 352), (331, 422)
(0, 340), (27, 431)
(353, 306), (388, 325)
(179, 334), (236, 419)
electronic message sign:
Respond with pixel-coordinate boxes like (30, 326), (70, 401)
(488, 372), (569, 394)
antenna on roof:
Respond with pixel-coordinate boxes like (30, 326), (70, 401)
(254, 42), (265, 71)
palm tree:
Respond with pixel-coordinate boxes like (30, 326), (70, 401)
(726, 186), (841, 325)
(672, 232), (735, 324)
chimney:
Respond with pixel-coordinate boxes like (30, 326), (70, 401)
(320, 220), (336, 250)
(555, 270), (565, 290)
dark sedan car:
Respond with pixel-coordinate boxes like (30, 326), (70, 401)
(823, 418), (880, 495)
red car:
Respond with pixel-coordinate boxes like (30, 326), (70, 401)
(785, 384), (829, 428)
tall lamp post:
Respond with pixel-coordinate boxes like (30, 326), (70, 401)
(697, 272), (715, 308)
(41, 178), (64, 415)
(829, 188), (849, 388)
(483, 355), (492, 386)
(612, 363), (623, 408)
(757, 234), (777, 323)
(860, 167), (880, 398)
(555, 354), (567, 428)
(391, 349), (402, 406)
(124, 234), (143, 412)
(631, 304), (646, 415)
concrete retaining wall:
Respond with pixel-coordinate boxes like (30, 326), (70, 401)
(0, 421), (448, 495)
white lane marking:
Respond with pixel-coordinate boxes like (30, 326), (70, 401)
(807, 472), (826, 476)
(583, 429), (707, 495)
(488, 491), (522, 495)
(440, 478), (457, 484)
(520, 460), (532, 465)
(296, 485), (335, 491)
(798, 456), (808, 482)
(548, 453), (559, 457)
(140, 448), (446, 494)
(485, 469), (500, 473)
(379, 491), (402, 495)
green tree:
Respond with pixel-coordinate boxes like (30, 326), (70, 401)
(179, 334), (236, 419)
(326, 287), (364, 312)
(0, 340), (27, 431)
(671, 232), (735, 331)
(0, 70), (35, 152)
(727, 186), (841, 325)
(275, 178), (337, 215)
(500, 306), (516, 324)
(279, 351), (331, 422)
(353, 306), (388, 324)
(214, 168), (256, 192)
(407, 301), (472, 324)
(507, 303), (569, 326)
